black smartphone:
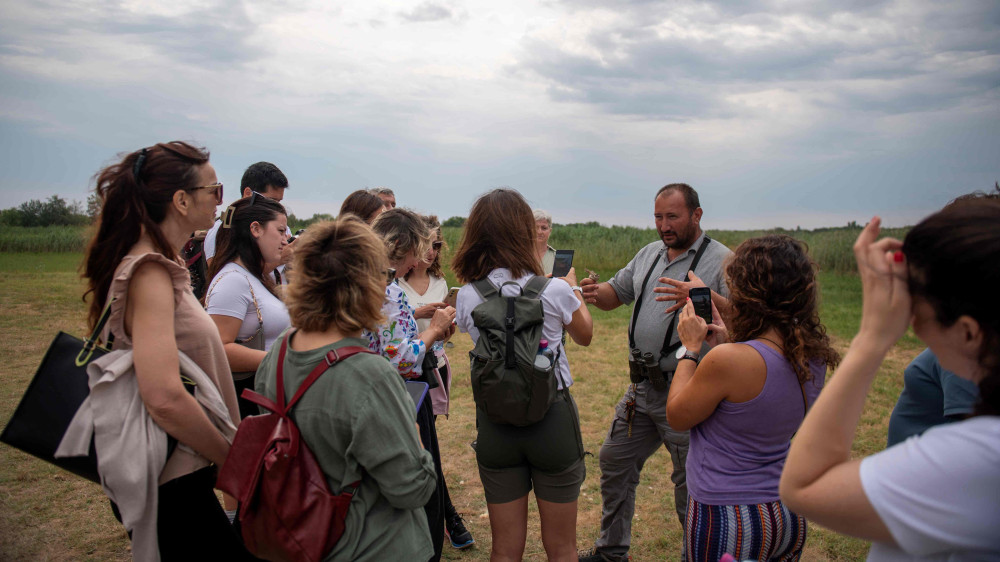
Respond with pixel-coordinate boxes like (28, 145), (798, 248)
(689, 287), (713, 325)
(552, 249), (574, 278)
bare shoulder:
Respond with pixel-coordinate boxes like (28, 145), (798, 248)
(699, 343), (766, 378)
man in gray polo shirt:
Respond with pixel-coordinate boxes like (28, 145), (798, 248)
(579, 183), (731, 562)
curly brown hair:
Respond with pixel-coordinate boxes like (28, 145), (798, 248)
(725, 235), (839, 383)
(405, 214), (444, 280)
(285, 216), (387, 334)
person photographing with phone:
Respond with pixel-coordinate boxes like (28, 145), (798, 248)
(667, 235), (839, 561)
(578, 183), (731, 562)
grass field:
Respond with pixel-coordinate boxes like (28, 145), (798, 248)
(0, 249), (922, 561)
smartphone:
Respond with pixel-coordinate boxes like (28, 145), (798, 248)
(552, 249), (574, 278)
(689, 287), (713, 325)
(444, 287), (460, 308)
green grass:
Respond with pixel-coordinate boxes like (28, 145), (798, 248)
(0, 246), (917, 560)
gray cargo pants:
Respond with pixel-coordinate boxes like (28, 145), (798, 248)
(593, 379), (688, 559)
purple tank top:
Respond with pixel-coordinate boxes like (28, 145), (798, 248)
(686, 340), (825, 505)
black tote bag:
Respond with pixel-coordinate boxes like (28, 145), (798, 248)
(0, 302), (113, 484)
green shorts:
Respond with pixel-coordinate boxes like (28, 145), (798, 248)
(475, 389), (586, 504)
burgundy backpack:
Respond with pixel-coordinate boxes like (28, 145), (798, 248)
(216, 334), (373, 562)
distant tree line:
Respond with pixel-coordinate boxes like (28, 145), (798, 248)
(0, 195), (92, 227)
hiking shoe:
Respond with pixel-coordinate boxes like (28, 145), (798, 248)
(578, 548), (629, 562)
(445, 512), (475, 549)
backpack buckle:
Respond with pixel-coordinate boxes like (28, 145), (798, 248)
(325, 348), (341, 366)
(504, 316), (515, 329)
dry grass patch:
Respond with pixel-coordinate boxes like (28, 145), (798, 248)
(0, 256), (920, 561)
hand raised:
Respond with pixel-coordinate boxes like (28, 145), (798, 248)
(654, 271), (708, 313)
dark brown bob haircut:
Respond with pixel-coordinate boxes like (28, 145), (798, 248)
(904, 197), (1000, 416)
(451, 188), (542, 284)
(285, 216), (387, 334)
(725, 234), (839, 383)
(339, 189), (385, 224)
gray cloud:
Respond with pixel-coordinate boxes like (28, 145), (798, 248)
(3, 0), (265, 71)
(517, 0), (1000, 119)
(398, 2), (454, 23)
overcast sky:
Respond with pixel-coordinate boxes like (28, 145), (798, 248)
(1, 0), (997, 229)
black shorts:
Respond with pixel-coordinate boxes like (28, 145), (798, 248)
(475, 389), (586, 504)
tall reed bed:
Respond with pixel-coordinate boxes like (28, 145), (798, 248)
(0, 226), (90, 253)
(442, 224), (910, 280)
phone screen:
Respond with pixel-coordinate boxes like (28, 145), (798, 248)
(552, 249), (574, 278)
(689, 287), (713, 325)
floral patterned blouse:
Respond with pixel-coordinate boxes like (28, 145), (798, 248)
(365, 281), (426, 379)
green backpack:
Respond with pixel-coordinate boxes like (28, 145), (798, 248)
(469, 276), (558, 427)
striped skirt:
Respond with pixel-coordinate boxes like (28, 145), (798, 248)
(685, 496), (807, 562)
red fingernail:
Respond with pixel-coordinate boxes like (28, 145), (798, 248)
(893, 251), (904, 263)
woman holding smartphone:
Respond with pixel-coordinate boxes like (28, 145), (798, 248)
(667, 235), (839, 561)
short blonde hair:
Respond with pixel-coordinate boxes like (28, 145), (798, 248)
(285, 216), (387, 334)
(371, 207), (430, 266)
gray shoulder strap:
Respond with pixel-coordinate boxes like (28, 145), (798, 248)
(523, 275), (550, 298)
(472, 279), (498, 300)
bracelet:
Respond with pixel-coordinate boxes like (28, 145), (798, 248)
(571, 286), (583, 294)
(680, 351), (700, 363)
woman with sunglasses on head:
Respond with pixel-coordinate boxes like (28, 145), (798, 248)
(398, 214), (476, 550)
(82, 142), (254, 559)
(368, 208), (457, 562)
(780, 196), (1000, 560)
(666, 235), (839, 561)
(452, 188), (593, 562)
(205, 193), (291, 420)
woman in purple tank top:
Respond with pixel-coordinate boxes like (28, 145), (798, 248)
(666, 235), (840, 561)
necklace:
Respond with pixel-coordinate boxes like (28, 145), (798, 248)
(758, 336), (784, 351)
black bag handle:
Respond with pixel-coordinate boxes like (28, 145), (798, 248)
(76, 298), (115, 367)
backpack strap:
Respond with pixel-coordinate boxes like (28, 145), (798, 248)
(270, 330), (375, 414)
(522, 275), (550, 298)
(471, 278), (499, 300)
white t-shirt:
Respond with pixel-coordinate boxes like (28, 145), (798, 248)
(205, 262), (291, 351)
(860, 415), (1000, 561)
(456, 268), (581, 390)
(398, 274), (449, 333)
(204, 220), (290, 283)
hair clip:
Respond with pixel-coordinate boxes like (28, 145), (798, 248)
(222, 205), (236, 229)
(132, 147), (148, 181)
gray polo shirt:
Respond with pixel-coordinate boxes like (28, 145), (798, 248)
(608, 231), (731, 371)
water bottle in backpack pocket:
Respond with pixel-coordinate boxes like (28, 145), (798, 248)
(468, 277), (559, 427)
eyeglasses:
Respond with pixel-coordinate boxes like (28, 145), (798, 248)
(385, 268), (397, 285)
(188, 182), (224, 205)
(431, 241), (443, 251)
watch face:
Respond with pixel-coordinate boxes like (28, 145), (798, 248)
(675, 345), (687, 359)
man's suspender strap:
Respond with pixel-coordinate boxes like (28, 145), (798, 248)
(628, 254), (661, 350)
(627, 236), (713, 359)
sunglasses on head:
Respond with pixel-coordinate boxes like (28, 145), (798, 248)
(221, 190), (276, 228)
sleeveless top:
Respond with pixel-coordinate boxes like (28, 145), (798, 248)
(686, 340), (825, 505)
(107, 252), (240, 484)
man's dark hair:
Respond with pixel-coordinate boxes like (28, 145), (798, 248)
(655, 183), (700, 212)
(241, 162), (288, 193)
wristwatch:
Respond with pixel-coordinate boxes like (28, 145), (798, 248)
(571, 286), (583, 294)
(680, 351), (700, 363)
